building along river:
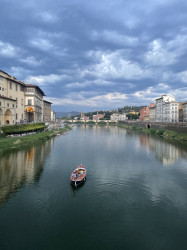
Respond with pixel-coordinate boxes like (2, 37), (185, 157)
(0, 125), (187, 250)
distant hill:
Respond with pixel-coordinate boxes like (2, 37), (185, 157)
(56, 111), (80, 118)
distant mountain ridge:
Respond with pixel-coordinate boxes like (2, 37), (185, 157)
(56, 111), (80, 118)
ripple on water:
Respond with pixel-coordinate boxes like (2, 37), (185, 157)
(85, 176), (150, 196)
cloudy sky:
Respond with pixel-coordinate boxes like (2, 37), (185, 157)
(0, 0), (187, 112)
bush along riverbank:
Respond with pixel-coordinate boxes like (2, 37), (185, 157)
(118, 123), (187, 142)
(0, 123), (47, 137)
(0, 124), (71, 151)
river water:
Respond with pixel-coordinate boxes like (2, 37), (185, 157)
(0, 125), (187, 250)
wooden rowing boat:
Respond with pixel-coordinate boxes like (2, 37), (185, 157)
(70, 164), (86, 187)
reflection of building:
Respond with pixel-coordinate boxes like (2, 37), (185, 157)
(139, 134), (183, 166)
(0, 139), (53, 206)
(154, 140), (180, 165)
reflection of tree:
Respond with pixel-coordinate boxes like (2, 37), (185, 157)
(0, 139), (53, 206)
(139, 134), (187, 166)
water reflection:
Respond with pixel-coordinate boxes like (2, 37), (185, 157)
(0, 139), (54, 206)
(139, 134), (187, 166)
(0, 126), (187, 250)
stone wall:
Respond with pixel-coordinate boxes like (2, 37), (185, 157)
(119, 121), (187, 134)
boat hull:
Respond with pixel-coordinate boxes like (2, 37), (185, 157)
(71, 177), (86, 187)
(70, 165), (86, 187)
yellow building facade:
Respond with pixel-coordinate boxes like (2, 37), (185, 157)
(0, 70), (25, 125)
(0, 70), (47, 126)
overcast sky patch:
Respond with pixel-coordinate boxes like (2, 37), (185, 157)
(0, 0), (187, 111)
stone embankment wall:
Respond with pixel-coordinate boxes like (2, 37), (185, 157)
(120, 121), (187, 134)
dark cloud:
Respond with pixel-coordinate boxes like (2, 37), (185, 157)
(0, 0), (187, 111)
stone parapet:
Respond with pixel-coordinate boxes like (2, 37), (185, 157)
(119, 121), (187, 134)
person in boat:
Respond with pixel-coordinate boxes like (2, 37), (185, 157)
(72, 172), (78, 179)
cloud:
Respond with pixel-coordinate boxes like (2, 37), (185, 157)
(131, 83), (187, 104)
(145, 40), (178, 66)
(20, 56), (43, 66)
(83, 50), (151, 80)
(27, 29), (69, 56)
(145, 36), (187, 66)
(90, 30), (139, 46)
(35, 11), (58, 23)
(162, 70), (187, 85)
(47, 92), (128, 108)
(1, 0), (187, 111)
(0, 41), (21, 58)
(176, 71), (187, 84)
(8, 67), (32, 80)
(29, 38), (54, 51)
(25, 74), (65, 85)
(65, 79), (113, 89)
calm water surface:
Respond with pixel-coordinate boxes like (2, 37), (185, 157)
(0, 126), (187, 250)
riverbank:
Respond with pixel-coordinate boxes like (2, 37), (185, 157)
(118, 123), (187, 142)
(0, 125), (71, 151)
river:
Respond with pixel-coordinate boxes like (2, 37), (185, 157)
(0, 125), (187, 250)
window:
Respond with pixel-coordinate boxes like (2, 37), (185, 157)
(28, 99), (32, 105)
(2, 88), (4, 91)
(12, 104), (14, 108)
(10, 82), (12, 89)
(16, 85), (18, 91)
(0, 87), (1, 90)
(0, 102), (1, 106)
(22, 114), (23, 119)
(21, 99), (23, 106)
(20, 85), (24, 92)
(7, 103), (9, 107)
(16, 113), (18, 120)
(26, 88), (34, 92)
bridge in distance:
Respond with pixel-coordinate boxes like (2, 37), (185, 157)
(61, 119), (118, 124)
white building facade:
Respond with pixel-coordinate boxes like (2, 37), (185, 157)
(182, 102), (187, 122)
(155, 95), (176, 122)
(162, 102), (179, 122)
(110, 113), (127, 121)
(51, 110), (56, 122)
